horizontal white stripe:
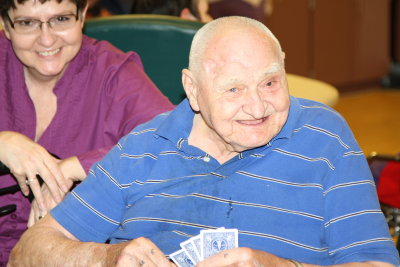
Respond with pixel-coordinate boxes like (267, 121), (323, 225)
(273, 148), (335, 170)
(237, 170), (323, 189)
(129, 128), (157, 135)
(328, 237), (393, 255)
(121, 152), (158, 160)
(324, 209), (382, 227)
(324, 180), (375, 195)
(343, 151), (364, 157)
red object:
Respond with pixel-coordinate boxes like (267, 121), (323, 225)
(377, 161), (400, 208)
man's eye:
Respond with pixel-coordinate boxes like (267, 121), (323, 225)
(266, 81), (273, 87)
(228, 88), (238, 93)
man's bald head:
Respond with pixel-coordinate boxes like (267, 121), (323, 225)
(188, 16), (284, 77)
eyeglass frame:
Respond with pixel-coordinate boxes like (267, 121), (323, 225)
(5, 7), (80, 34)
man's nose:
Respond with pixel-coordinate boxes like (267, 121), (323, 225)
(242, 89), (266, 119)
(38, 23), (57, 47)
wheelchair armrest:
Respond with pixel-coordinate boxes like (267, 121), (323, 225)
(0, 161), (10, 176)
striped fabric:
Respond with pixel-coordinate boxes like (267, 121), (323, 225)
(52, 97), (399, 265)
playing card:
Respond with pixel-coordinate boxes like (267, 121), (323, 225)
(170, 249), (195, 267)
(200, 228), (238, 259)
(191, 236), (202, 260)
(180, 238), (200, 264)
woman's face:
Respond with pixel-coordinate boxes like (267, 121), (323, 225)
(2, 0), (87, 81)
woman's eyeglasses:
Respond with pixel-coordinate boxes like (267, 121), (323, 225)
(6, 10), (79, 34)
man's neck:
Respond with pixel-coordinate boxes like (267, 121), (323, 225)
(188, 114), (239, 164)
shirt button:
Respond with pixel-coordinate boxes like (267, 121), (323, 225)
(203, 156), (210, 162)
(10, 214), (17, 219)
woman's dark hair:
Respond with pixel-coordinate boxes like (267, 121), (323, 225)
(1, 0), (88, 23)
(130, 0), (199, 18)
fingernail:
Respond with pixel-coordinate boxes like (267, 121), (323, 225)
(62, 184), (69, 193)
(22, 188), (29, 196)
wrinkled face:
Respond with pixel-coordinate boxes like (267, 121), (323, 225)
(187, 28), (290, 153)
(2, 0), (86, 80)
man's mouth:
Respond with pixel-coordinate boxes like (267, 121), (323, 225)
(237, 116), (268, 125)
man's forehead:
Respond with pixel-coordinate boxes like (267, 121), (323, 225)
(201, 57), (281, 76)
(205, 33), (277, 64)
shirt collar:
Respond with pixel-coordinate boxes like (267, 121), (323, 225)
(272, 96), (301, 140)
(156, 98), (194, 143)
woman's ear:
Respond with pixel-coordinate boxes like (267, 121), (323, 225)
(0, 17), (11, 40)
(80, 4), (89, 27)
(182, 69), (200, 111)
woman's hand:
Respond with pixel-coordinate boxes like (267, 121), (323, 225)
(28, 156), (86, 227)
(0, 131), (69, 210)
(58, 156), (87, 182)
(27, 183), (66, 227)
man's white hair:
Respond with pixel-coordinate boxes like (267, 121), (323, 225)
(188, 16), (284, 75)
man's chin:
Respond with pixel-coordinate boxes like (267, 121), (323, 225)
(231, 139), (270, 152)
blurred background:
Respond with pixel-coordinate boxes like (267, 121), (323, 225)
(85, 0), (400, 156)
(263, 0), (400, 156)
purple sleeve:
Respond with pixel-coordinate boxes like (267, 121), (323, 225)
(76, 49), (174, 172)
(77, 147), (112, 173)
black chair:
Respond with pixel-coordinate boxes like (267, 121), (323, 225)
(0, 162), (18, 216)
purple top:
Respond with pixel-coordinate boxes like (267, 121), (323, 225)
(0, 31), (174, 264)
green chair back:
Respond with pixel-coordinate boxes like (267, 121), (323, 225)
(84, 14), (204, 104)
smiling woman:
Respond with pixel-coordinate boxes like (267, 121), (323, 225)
(3, 0), (84, 80)
(0, 0), (173, 264)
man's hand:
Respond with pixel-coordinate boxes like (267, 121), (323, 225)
(195, 247), (293, 267)
(107, 237), (177, 267)
(195, 248), (395, 267)
(0, 131), (69, 211)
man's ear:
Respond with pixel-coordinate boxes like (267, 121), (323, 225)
(182, 69), (200, 111)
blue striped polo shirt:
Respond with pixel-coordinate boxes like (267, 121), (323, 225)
(52, 97), (399, 265)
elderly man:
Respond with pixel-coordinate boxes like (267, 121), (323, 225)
(9, 16), (399, 266)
